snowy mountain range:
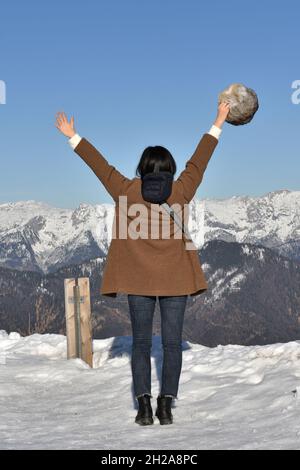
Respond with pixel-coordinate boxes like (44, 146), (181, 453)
(0, 190), (299, 346)
(1, 239), (300, 346)
(0, 189), (299, 274)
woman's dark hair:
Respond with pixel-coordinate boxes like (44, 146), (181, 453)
(135, 145), (177, 178)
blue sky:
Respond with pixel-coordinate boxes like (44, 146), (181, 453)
(0, 0), (299, 208)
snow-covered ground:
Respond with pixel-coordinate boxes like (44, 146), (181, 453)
(1, 330), (300, 450)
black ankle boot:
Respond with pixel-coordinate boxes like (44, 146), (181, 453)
(155, 395), (173, 425)
(135, 394), (154, 425)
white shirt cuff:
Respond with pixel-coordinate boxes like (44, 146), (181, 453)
(68, 133), (82, 150)
(208, 124), (222, 140)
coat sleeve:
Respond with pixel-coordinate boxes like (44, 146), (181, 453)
(73, 137), (131, 202)
(176, 133), (219, 203)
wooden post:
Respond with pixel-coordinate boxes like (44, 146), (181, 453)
(77, 277), (93, 368)
(64, 277), (93, 368)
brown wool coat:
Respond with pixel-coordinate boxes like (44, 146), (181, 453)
(73, 133), (219, 297)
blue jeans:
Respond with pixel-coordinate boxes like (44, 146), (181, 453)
(127, 294), (188, 400)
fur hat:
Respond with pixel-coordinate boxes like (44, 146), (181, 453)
(218, 83), (259, 126)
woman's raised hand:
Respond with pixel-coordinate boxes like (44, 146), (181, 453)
(55, 112), (76, 138)
(214, 102), (231, 128)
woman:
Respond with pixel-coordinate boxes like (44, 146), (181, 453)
(55, 101), (230, 426)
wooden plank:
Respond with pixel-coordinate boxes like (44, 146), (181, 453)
(64, 278), (77, 360)
(78, 277), (93, 368)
